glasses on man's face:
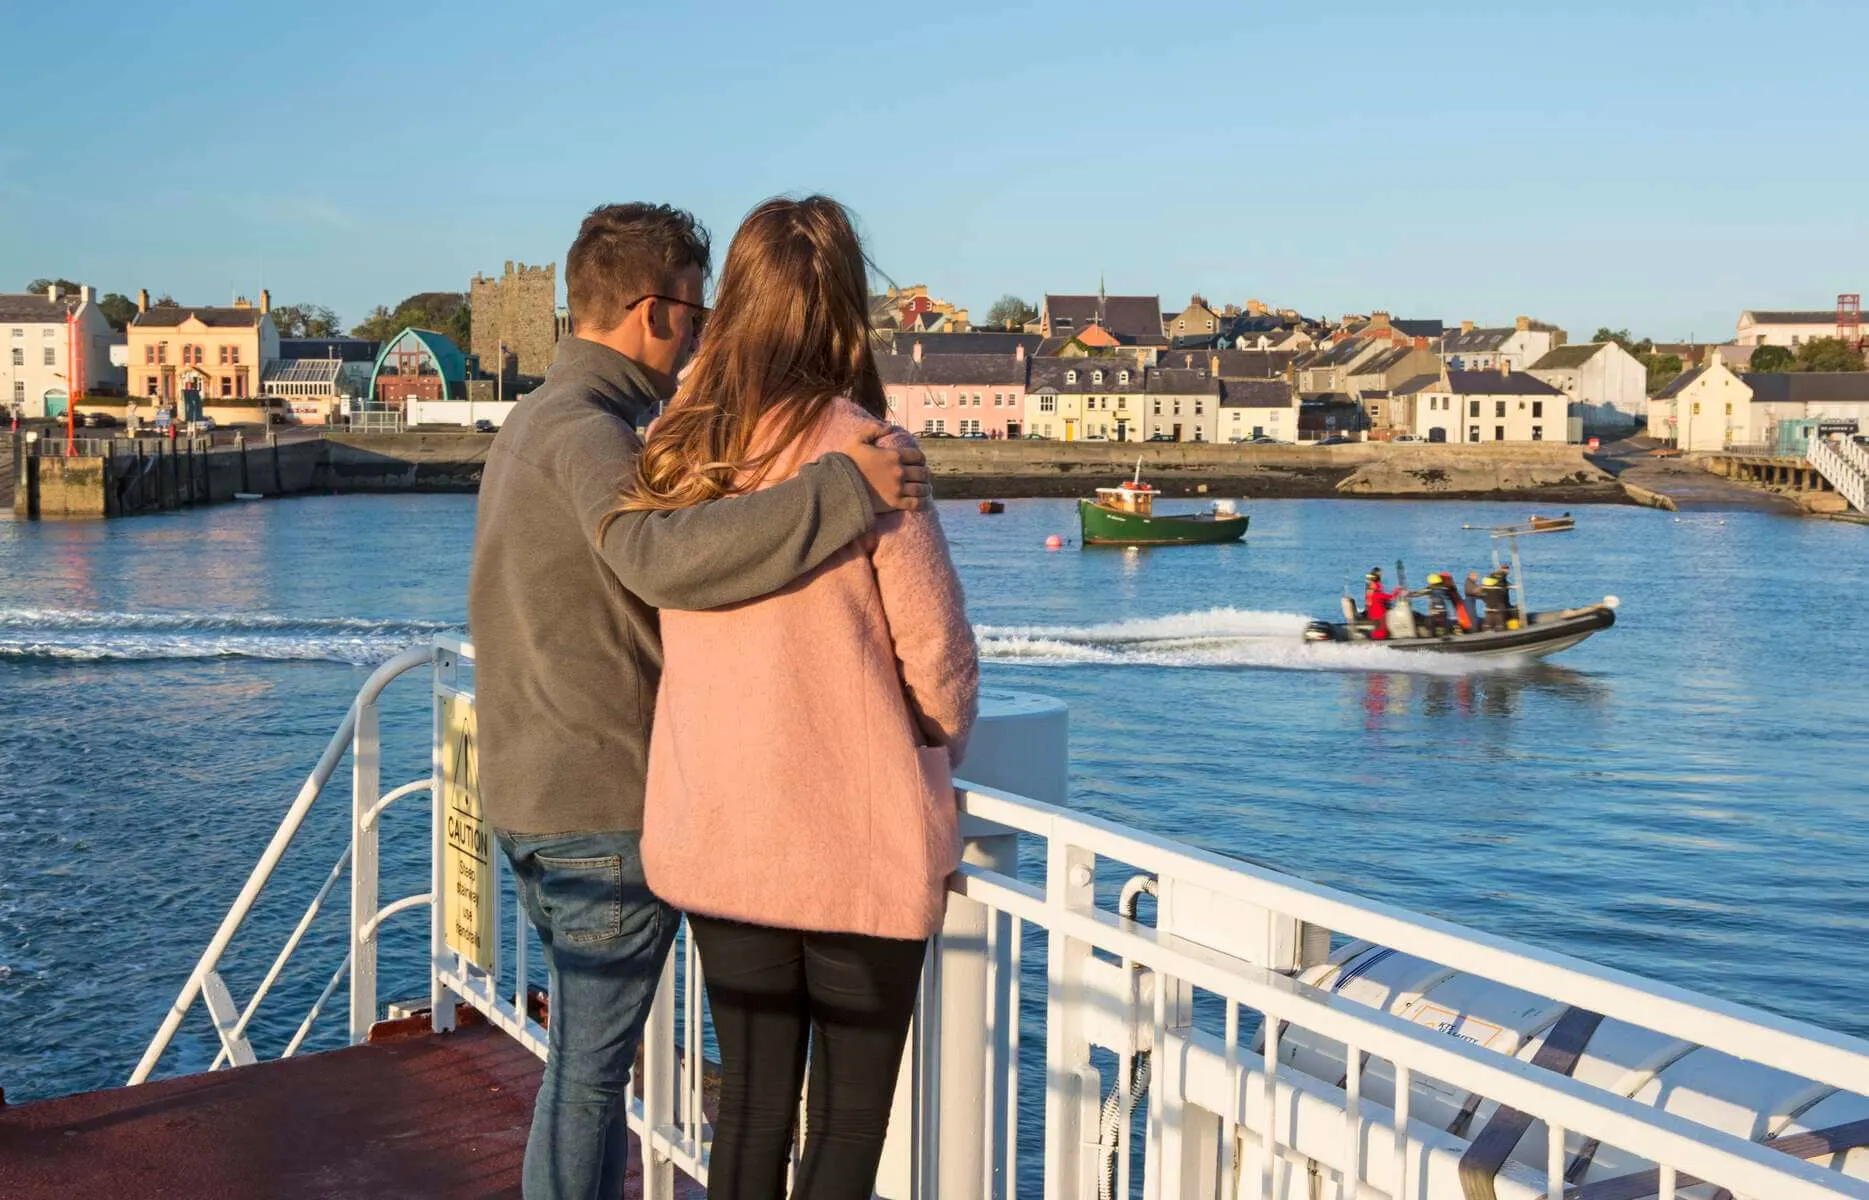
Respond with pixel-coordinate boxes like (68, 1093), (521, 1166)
(624, 293), (708, 339)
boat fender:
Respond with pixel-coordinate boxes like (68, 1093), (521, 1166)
(1045, 535), (1063, 551)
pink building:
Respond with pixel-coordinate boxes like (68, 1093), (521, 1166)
(877, 338), (1031, 438)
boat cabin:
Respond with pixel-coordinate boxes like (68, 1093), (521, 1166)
(1094, 482), (1154, 515)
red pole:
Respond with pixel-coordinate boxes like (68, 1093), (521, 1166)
(66, 312), (76, 454)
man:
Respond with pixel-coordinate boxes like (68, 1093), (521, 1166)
(1478, 564), (1511, 631)
(1363, 567), (1400, 640)
(468, 203), (931, 1200)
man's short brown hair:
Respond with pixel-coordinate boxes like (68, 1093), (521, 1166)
(565, 203), (712, 333)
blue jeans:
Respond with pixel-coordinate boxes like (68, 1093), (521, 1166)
(498, 828), (676, 1200)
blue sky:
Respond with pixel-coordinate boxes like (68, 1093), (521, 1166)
(2, 0), (1862, 341)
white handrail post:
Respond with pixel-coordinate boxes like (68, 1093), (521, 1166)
(640, 948), (679, 1200)
(430, 642), (457, 1034)
(349, 687), (382, 1044)
(1045, 833), (1099, 1200)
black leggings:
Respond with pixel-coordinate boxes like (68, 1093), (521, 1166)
(688, 915), (927, 1200)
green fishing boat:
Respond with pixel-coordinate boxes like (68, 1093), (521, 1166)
(1077, 472), (1248, 546)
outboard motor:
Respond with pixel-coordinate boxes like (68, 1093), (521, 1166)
(1303, 619), (1340, 643)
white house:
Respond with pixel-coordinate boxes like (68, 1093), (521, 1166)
(1219, 378), (1300, 442)
(1528, 341), (1647, 437)
(1439, 317), (1561, 371)
(1412, 367), (1570, 444)
(1652, 364), (1869, 451)
(1143, 367), (1220, 442)
(0, 285), (123, 418)
(1734, 309), (1851, 348)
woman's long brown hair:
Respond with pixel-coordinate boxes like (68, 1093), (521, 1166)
(617, 195), (886, 514)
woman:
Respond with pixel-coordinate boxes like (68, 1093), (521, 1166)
(617, 195), (978, 1199)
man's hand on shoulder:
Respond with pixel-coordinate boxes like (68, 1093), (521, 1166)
(840, 424), (933, 513)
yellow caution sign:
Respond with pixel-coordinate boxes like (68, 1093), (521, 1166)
(440, 695), (497, 972)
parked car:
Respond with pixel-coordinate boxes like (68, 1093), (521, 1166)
(474, 419), (498, 433)
(960, 431), (989, 439)
(921, 430), (952, 439)
(187, 417), (217, 433)
(1390, 434), (1425, 444)
(1146, 433), (1174, 442)
(1246, 436), (1285, 444)
(1315, 435), (1351, 446)
(80, 411), (120, 428)
(1082, 434), (1108, 441)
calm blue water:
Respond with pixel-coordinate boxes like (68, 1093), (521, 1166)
(1, 494), (1865, 1107)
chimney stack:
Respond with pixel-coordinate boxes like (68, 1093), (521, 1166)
(1515, 315), (1531, 331)
(1015, 342), (1025, 362)
(260, 289), (270, 315)
(1460, 319), (1475, 334)
(80, 285), (92, 304)
(46, 284), (60, 303)
(1500, 359), (1513, 375)
(137, 288), (149, 313)
(911, 339), (923, 363)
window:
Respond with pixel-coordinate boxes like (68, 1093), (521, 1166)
(1692, 402), (1701, 415)
(145, 345), (155, 364)
(1153, 399), (1161, 414)
(43, 346), (55, 366)
(1092, 370), (1104, 384)
(1039, 395), (1056, 412)
(219, 345), (229, 365)
(1532, 425), (1543, 441)
(1118, 370), (1129, 384)
(1195, 401), (1203, 415)
(11, 381), (21, 403)
(1532, 401), (1543, 418)
(1173, 400), (1182, 415)
(993, 393), (1002, 405)
(145, 376), (158, 396)
(1065, 370), (1077, 384)
(43, 327), (54, 338)
(8, 328), (20, 338)
(1469, 400), (1480, 418)
(231, 346), (240, 364)
(1469, 425), (1480, 442)
(221, 376), (233, 397)
(1791, 336), (1801, 346)
(158, 343), (168, 364)
(1495, 425), (1505, 441)
(1724, 403), (1733, 416)
(1495, 400), (1506, 419)
(8, 348), (19, 366)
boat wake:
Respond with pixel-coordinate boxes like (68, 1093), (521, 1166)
(0, 608), (462, 665)
(976, 607), (1517, 675)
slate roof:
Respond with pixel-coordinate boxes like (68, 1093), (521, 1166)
(1529, 343), (1609, 371)
(1145, 367), (1220, 395)
(1043, 293), (1163, 339)
(1431, 369), (1562, 397)
(1740, 372), (1869, 406)
(1221, 379), (1295, 408)
(133, 305), (267, 329)
(280, 337), (379, 362)
(877, 352), (1028, 387)
(1310, 338), (1378, 367)
(889, 332), (1042, 358)
(1391, 373), (1441, 395)
(1346, 345), (1413, 378)
(1744, 311), (1849, 325)
(0, 293), (73, 323)
(1653, 365), (1708, 399)
(1026, 358), (1140, 393)
(1390, 318), (1444, 339)
(1208, 349), (1298, 378)
(1441, 327), (1517, 354)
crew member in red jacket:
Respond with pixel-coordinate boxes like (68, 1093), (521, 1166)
(1364, 568), (1401, 640)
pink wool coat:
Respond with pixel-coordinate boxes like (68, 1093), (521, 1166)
(642, 398), (980, 941)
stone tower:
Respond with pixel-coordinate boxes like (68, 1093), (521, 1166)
(470, 261), (559, 378)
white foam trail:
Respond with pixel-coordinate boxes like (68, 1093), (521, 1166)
(0, 608), (462, 665)
(976, 606), (1513, 675)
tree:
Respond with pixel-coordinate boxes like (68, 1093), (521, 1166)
(25, 277), (84, 296)
(351, 291), (471, 347)
(1641, 352), (1683, 394)
(270, 303), (343, 338)
(1593, 326), (1653, 355)
(1749, 344), (1795, 372)
(1791, 336), (1865, 373)
(96, 292), (138, 331)
(986, 295), (1037, 330)
(153, 293), (178, 307)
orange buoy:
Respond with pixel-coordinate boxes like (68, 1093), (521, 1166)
(1045, 535), (1063, 551)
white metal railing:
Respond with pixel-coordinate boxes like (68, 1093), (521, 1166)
(129, 644), (437, 1084)
(135, 641), (1869, 1200)
(1836, 437), (1869, 486)
(1808, 436), (1868, 514)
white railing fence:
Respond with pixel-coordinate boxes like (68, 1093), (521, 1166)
(1808, 436), (1868, 514)
(135, 641), (1869, 1200)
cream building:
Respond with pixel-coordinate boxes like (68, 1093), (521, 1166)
(126, 288), (280, 410)
(1648, 360), (1820, 452)
(0, 285), (122, 418)
(1412, 367), (1571, 443)
(1024, 358), (1142, 440)
(1734, 309), (1850, 348)
(1142, 367), (1221, 442)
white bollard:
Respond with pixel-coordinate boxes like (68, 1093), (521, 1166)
(876, 689), (1068, 1199)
